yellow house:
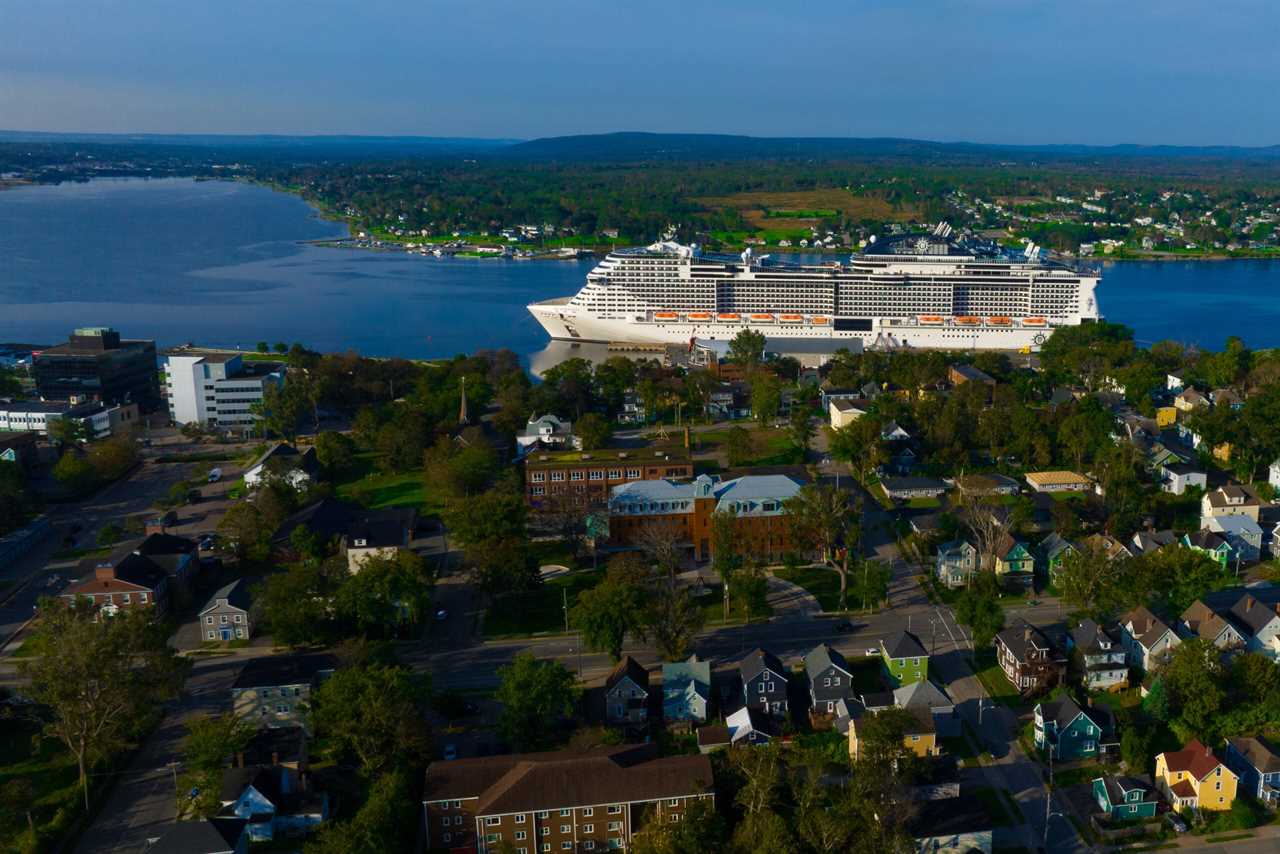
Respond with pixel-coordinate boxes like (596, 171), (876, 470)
(848, 709), (941, 761)
(1212, 442), (1233, 463)
(1155, 406), (1178, 428)
(1154, 741), (1238, 813)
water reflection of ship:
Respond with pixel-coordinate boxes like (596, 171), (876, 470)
(528, 339), (677, 378)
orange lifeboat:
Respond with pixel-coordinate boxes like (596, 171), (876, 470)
(779, 314), (803, 323)
(749, 313), (775, 322)
(810, 316), (829, 325)
(717, 313), (741, 322)
(687, 312), (712, 321)
(955, 316), (982, 326)
(1022, 317), (1047, 326)
(653, 311), (679, 320)
(987, 316), (1012, 326)
(918, 315), (944, 325)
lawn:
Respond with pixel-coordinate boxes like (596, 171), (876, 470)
(0, 719), (82, 850)
(691, 427), (802, 467)
(906, 496), (942, 509)
(971, 786), (1021, 827)
(971, 648), (1023, 708)
(482, 570), (604, 637)
(334, 450), (440, 515)
(696, 581), (773, 625)
(774, 565), (845, 612)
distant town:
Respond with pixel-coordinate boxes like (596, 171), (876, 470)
(3, 315), (1280, 853)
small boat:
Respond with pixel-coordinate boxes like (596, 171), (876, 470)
(1022, 317), (1047, 326)
(810, 316), (829, 325)
(779, 314), (803, 323)
(687, 312), (713, 321)
(749, 313), (775, 322)
(987, 316), (1012, 326)
(918, 315), (944, 325)
(717, 313), (741, 321)
(955, 316), (982, 326)
(653, 311), (679, 320)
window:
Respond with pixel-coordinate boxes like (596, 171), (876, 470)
(121, 593), (130, 604)
(532, 486), (545, 496)
(206, 630), (215, 640)
(454, 816), (463, 826)
(560, 824), (571, 833)
(139, 592), (147, 603)
(582, 808), (593, 817)
(669, 814), (680, 823)
(589, 470), (604, 481)
(626, 468), (641, 479)
(537, 811), (549, 819)
(584, 843), (595, 851)
(607, 806), (622, 815)
(551, 471), (566, 482)
(531, 472), (545, 483)
(516, 814), (527, 823)
(562, 844), (573, 850)
(233, 614), (242, 623)
(440, 801), (450, 810)
(823, 677), (831, 687)
(486, 817), (501, 826)
(220, 615), (228, 624)
(911, 735), (920, 742)
(515, 831), (527, 841)
(912, 658), (920, 666)
(560, 809), (571, 817)
(276, 704), (288, 713)
(608, 469), (622, 479)
(205, 615), (215, 625)
(442, 833), (451, 843)
(236, 628), (245, 638)
(607, 821), (622, 831)
(486, 834), (499, 844)
(758, 682), (766, 693)
(583, 824), (593, 833)
(570, 471), (584, 481)
(540, 827), (550, 836)
(453, 801), (462, 808)
(541, 845), (551, 853)
(668, 799), (679, 807)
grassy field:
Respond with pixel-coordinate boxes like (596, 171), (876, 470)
(334, 451), (440, 515)
(971, 648), (1023, 708)
(696, 189), (919, 227)
(697, 581), (773, 625)
(0, 720), (81, 849)
(692, 427), (801, 467)
(482, 570), (604, 637)
(774, 565), (844, 612)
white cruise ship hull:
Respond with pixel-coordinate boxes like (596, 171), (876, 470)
(529, 301), (1054, 351)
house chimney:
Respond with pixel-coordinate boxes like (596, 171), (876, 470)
(94, 563), (116, 581)
(236, 751), (245, 768)
(1087, 696), (1093, 708)
(1024, 627), (1032, 643)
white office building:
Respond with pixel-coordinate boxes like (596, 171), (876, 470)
(163, 351), (285, 430)
(0, 399), (138, 439)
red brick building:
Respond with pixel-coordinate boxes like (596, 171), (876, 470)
(524, 446), (694, 508)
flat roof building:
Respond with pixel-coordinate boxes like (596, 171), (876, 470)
(34, 327), (160, 412)
(163, 349), (285, 431)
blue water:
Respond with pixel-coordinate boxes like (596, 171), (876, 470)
(1, 177), (1278, 358)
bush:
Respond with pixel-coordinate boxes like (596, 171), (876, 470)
(96, 522), (123, 547)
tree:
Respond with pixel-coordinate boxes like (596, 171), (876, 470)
(48, 417), (92, 448)
(180, 714), (255, 817)
(734, 562), (770, 622)
(955, 492), (1010, 574)
(575, 413), (612, 450)
(629, 797), (725, 854)
(828, 418), (886, 484)
(644, 579), (705, 661)
(750, 372), (782, 425)
(785, 483), (859, 611)
(954, 573), (1006, 648)
(728, 741), (786, 815)
(257, 562), (338, 647)
(727, 328), (767, 372)
(256, 341), (270, 353)
(788, 406), (815, 453)
(494, 653), (579, 751)
(1161, 638), (1225, 740)
(96, 521), (123, 547)
(311, 664), (431, 776)
(1120, 726), (1154, 775)
(218, 501), (272, 562)
(443, 489), (527, 548)
(465, 537), (541, 601)
(336, 549), (434, 636)
(725, 425), (753, 467)
(313, 430), (356, 473)
(254, 382), (306, 442)
(1, 778), (36, 838)
(302, 768), (417, 854)
(570, 576), (646, 662)
(1056, 545), (1121, 616)
(710, 509), (742, 620)
(19, 601), (184, 809)
(52, 450), (95, 493)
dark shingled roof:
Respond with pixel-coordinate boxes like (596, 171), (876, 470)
(739, 647), (786, 683)
(803, 644), (852, 681)
(201, 578), (251, 614)
(1226, 736), (1280, 774)
(605, 656), (649, 693)
(147, 818), (246, 854)
(232, 653), (336, 690)
(422, 744), (712, 814)
(881, 630), (927, 660)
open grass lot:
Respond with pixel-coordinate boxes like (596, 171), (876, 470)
(334, 450), (441, 515)
(695, 189), (919, 227)
(971, 648), (1023, 708)
(0, 719), (81, 849)
(691, 427), (801, 467)
(482, 570), (603, 637)
(697, 581), (772, 625)
(774, 565), (844, 612)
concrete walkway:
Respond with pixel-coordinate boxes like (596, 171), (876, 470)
(765, 571), (823, 617)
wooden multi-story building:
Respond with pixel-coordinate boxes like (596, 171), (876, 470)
(994, 620), (1067, 695)
(524, 445), (694, 508)
(422, 744), (713, 853)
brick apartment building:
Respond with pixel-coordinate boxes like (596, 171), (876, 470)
(524, 445), (694, 508)
(607, 473), (802, 562)
(422, 744), (713, 853)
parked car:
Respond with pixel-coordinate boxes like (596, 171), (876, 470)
(1165, 813), (1188, 834)
(442, 744), (458, 761)
(435, 609), (448, 622)
(834, 620), (857, 633)
(865, 647), (880, 657)
(208, 468), (222, 483)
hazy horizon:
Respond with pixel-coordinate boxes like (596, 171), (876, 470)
(2, 1), (1276, 147)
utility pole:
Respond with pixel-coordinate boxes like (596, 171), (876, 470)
(562, 587), (569, 633)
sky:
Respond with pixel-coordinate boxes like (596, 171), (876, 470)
(0, 0), (1275, 146)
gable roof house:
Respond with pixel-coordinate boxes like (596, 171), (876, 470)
(804, 644), (855, 716)
(1161, 460), (1207, 495)
(880, 476), (949, 501)
(1224, 736), (1280, 807)
(662, 655), (711, 726)
(880, 630), (929, 686)
(1130, 528), (1177, 556)
(726, 705), (780, 745)
(605, 656), (650, 726)
(740, 648), (789, 719)
(200, 579), (253, 643)
(231, 654), (336, 731)
(1181, 530), (1234, 569)
(952, 473), (1020, 497)
(993, 533), (1035, 588)
(1155, 740), (1239, 813)
(1069, 619), (1129, 691)
(61, 555), (170, 618)
(343, 506), (418, 573)
(1118, 606), (1181, 672)
(1039, 532), (1077, 582)
(1180, 600), (1246, 650)
(219, 764), (328, 842)
(935, 540), (978, 589)
(1206, 515), (1263, 563)
(828, 397), (873, 428)
(516, 413), (580, 455)
(849, 708), (941, 762)
(894, 679), (959, 738)
(1034, 696), (1115, 760)
(148, 819), (248, 854)
(1025, 470), (1091, 494)
(1092, 775), (1159, 821)
(994, 620), (1066, 695)
(133, 532), (201, 589)
(243, 443), (320, 491)
(1201, 483), (1264, 526)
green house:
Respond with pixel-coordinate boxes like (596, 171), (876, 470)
(994, 534), (1035, 588)
(1039, 532), (1076, 582)
(1034, 695), (1112, 760)
(1182, 531), (1232, 569)
(880, 630), (928, 686)
(1092, 775), (1158, 820)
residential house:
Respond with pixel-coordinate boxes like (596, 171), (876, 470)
(1206, 515), (1262, 563)
(1070, 619), (1129, 691)
(1081, 532), (1136, 562)
(343, 509), (417, 573)
(421, 744), (714, 853)
(1225, 591), (1280, 659)
(270, 498), (416, 570)
(828, 397), (872, 428)
(880, 630), (929, 686)
(849, 709), (940, 761)
(894, 679), (959, 738)
(726, 706), (779, 745)
(909, 786), (996, 854)
(1025, 470), (1091, 493)
(238, 726), (308, 775)
(1039, 533), (1077, 582)
(516, 414), (580, 456)
(0, 431), (40, 472)
(148, 819), (248, 854)
(1118, 606), (1181, 672)
(662, 655), (710, 726)
(880, 476), (949, 501)
(1180, 600), (1246, 649)
(1161, 461), (1207, 495)
(1092, 775), (1159, 821)
(1224, 737), (1280, 808)
(881, 421), (911, 442)
(219, 765), (328, 841)
(1182, 530), (1233, 569)
(133, 532), (201, 588)
(604, 657), (650, 726)
(740, 648), (789, 719)
(935, 540), (978, 589)
(243, 444), (319, 491)
(994, 620), (1067, 695)
(1155, 741), (1238, 813)
(61, 556), (169, 617)
(231, 654), (336, 730)
(1166, 373), (1186, 393)
(1130, 528), (1177, 556)
(804, 644), (854, 715)
(1270, 458), (1280, 492)
(1201, 483), (1264, 526)
(706, 383), (751, 421)
(948, 364), (996, 386)
(1034, 696), (1114, 759)
(993, 534), (1035, 588)
(1174, 387), (1210, 412)
(199, 579), (253, 642)
(952, 473), (1020, 497)
(695, 724), (732, 754)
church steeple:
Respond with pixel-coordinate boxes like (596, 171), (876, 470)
(458, 376), (469, 425)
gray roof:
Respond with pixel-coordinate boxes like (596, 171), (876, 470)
(803, 644), (852, 681)
(661, 655), (710, 690)
(1037, 695), (1098, 732)
(881, 630), (927, 660)
(880, 476), (949, 494)
(201, 578), (251, 614)
(1070, 618), (1119, 654)
(995, 619), (1062, 661)
(148, 819), (246, 854)
(740, 648), (786, 683)
(893, 679), (953, 710)
(233, 653), (336, 690)
(1040, 532), (1075, 560)
(1227, 737), (1280, 774)
(1098, 775), (1155, 807)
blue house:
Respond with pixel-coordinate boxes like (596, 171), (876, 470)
(1092, 775), (1158, 820)
(1034, 696), (1113, 760)
(219, 766), (328, 841)
(662, 654), (711, 725)
(1224, 736), (1280, 808)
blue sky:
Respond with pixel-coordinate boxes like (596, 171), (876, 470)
(0, 0), (1274, 145)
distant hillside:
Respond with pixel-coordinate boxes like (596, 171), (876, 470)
(500, 131), (1280, 164)
(0, 130), (522, 156)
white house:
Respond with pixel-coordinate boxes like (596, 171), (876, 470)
(243, 444), (319, 491)
(829, 397), (871, 429)
(1161, 461), (1207, 496)
(516, 414), (580, 455)
(1270, 458), (1280, 492)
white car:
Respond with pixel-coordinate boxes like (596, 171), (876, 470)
(865, 647), (880, 657)
(435, 609), (448, 622)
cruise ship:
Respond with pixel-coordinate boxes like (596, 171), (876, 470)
(528, 226), (1100, 352)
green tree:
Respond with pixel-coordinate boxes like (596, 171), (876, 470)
(629, 797), (725, 854)
(750, 372), (782, 425)
(19, 600), (184, 809)
(644, 579), (705, 661)
(48, 417), (92, 448)
(571, 576), (646, 662)
(96, 521), (123, 547)
(785, 483), (859, 611)
(954, 573), (1006, 648)
(443, 489), (527, 548)
(0, 777), (36, 839)
(575, 412), (613, 451)
(336, 549), (434, 636)
(311, 664), (431, 776)
(179, 714), (255, 817)
(734, 562), (770, 622)
(725, 425), (753, 466)
(52, 450), (95, 493)
(788, 405), (815, 453)
(218, 501), (272, 562)
(494, 653), (579, 751)
(728, 328), (767, 371)
(313, 430), (356, 473)
(828, 417), (887, 484)
(256, 341), (270, 353)
(1056, 545), (1120, 616)
(1161, 638), (1225, 740)
(256, 562), (338, 647)
(710, 509), (742, 620)
(302, 768), (417, 854)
